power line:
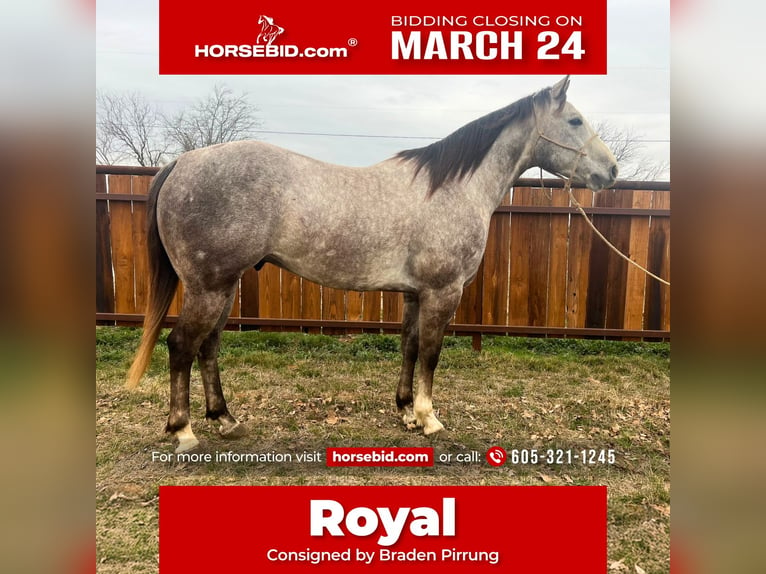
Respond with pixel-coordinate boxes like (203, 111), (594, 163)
(95, 122), (669, 144)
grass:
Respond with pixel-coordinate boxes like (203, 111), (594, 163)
(96, 327), (669, 572)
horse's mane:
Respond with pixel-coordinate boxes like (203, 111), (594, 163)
(396, 91), (543, 196)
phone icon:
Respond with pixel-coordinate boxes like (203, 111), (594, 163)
(486, 446), (507, 467)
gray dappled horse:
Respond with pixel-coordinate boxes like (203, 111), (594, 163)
(127, 77), (618, 453)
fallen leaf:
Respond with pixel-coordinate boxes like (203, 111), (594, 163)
(537, 472), (552, 483)
(635, 565), (646, 574)
(325, 414), (347, 425)
(609, 559), (627, 571)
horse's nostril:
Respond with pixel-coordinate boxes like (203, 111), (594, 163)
(611, 165), (619, 180)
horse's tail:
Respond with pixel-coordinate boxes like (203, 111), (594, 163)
(126, 160), (179, 390)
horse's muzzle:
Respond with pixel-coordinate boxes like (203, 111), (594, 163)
(588, 164), (618, 191)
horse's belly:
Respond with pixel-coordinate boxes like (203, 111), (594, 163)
(271, 251), (413, 293)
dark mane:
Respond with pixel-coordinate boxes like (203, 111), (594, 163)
(396, 93), (539, 196)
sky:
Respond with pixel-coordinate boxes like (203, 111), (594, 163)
(96, 0), (669, 176)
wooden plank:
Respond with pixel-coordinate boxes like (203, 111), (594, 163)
(604, 189), (633, 330)
(168, 279), (184, 318)
(240, 268), (260, 331)
(322, 287), (347, 335)
(657, 191), (671, 330)
(108, 175), (136, 324)
(527, 187), (552, 326)
(382, 292), (403, 333)
(585, 189), (613, 329)
(481, 211), (510, 326)
(623, 190), (653, 334)
(493, 205), (669, 216)
(644, 191), (671, 332)
(130, 176), (150, 316)
(346, 290), (364, 334)
(566, 188), (594, 329)
(508, 188), (533, 326)
(362, 291), (382, 332)
(230, 282), (241, 318)
(96, 174), (115, 325)
(547, 188), (570, 327)
(301, 280), (322, 333)
(454, 261), (483, 326)
(280, 270), (302, 332)
(258, 263), (282, 331)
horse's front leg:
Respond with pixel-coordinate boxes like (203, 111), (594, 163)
(412, 285), (463, 435)
(397, 293), (420, 428)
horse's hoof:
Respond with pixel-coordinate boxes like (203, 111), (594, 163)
(423, 416), (445, 436)
(175, 436), (200, 454)
(173, 423), (200, 453)
(175, 439), (200, 454)
(219, 420), (247, 439)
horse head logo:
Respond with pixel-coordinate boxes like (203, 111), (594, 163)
(257, 15), (285, 46)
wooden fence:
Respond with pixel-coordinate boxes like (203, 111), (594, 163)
(96, 165), (670, 344)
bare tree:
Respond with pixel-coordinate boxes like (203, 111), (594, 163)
(163, 85), (262, 153)
(96, 120), (121, 165)
(593, 120), (669, 181)
(96, 90), (169, 166)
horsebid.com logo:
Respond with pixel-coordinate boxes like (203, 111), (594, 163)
(194, 14), (351, 59)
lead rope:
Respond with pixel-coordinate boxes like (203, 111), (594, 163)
(532, 106), (671, 287)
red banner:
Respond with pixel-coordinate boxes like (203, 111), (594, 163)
(159, 0), (606, 75)
(159, 485), (606, 572)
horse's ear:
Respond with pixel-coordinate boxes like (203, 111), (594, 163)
(551, 76), (570, 107)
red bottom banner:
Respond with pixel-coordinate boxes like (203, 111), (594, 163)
(159, 485), (606, 573)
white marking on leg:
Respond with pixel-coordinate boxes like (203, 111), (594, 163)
(401, 405), (417, 429)
(414, 394), (444, 435)
(414, 394), (432, 424)
(174, 423), (199, 453)
(423, 413), (444, 435)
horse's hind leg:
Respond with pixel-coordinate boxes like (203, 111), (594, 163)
(412, 286), (463, 435)
(166, 287), (234, 453)
(198, 292), (246, 439)
(396, 293), (419, 428)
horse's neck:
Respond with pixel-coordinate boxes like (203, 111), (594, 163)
(465, 121), (538, 212)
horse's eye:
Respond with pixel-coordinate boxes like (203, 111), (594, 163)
(569, 118), (583, 126)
